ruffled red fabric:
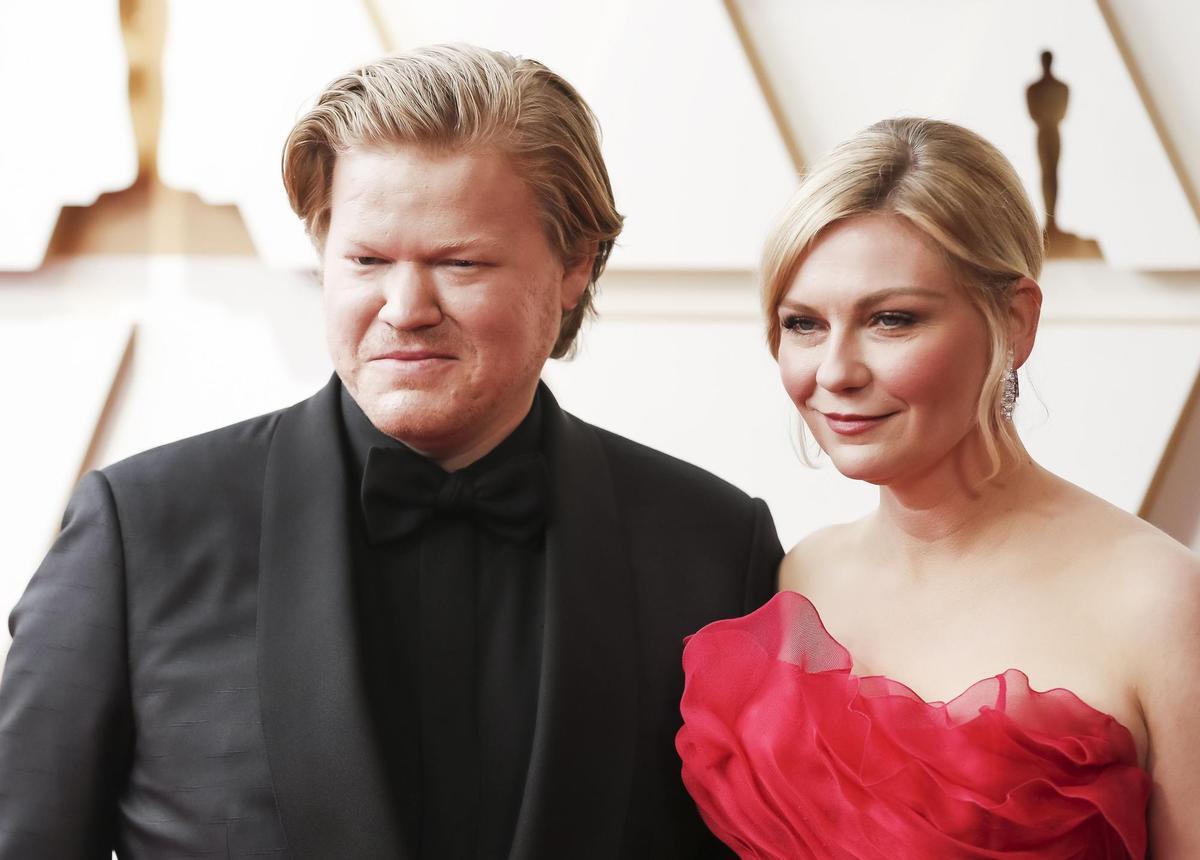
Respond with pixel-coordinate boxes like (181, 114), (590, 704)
(677, 591), (1150, 859)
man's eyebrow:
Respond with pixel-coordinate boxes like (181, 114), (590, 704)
(343, 238), (387, 253)
(340, 236), (506, 255)
(430, 237), (505, 253)
(778, 287), (948, 313)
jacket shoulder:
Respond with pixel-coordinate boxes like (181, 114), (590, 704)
(95, 405), (302, 535)
(590, 424), (756, 513)
(101, 405), (289, 489)
(579, 419), (782, 619)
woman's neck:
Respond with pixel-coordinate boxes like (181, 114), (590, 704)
(870, 432), (1048, 568)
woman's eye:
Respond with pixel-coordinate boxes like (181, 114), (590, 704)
(872, 312), (915, 329)
(782, 315), (821, 333)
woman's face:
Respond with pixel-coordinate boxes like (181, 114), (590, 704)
(776, 214), (993, 487)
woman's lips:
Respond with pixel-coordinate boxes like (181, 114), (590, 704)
(821, 412), (896, 436)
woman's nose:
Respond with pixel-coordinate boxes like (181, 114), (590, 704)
(814, 332), (871, 392)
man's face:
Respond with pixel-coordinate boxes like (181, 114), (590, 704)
(322, 144), (590, 469)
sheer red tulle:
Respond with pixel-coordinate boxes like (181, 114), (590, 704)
(677, 591), (1150, 859)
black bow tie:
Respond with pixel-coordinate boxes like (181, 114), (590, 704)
(360, 446), (548, 545)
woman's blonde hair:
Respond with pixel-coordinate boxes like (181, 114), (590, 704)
(762, 117), (1044, 474)
(282, 43), (624, 358)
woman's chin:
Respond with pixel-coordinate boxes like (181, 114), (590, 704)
(825, 453), (895, 486)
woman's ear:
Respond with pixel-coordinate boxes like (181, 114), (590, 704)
(1009, 277), (1043, 368)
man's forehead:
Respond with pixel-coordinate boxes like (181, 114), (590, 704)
(330, 144), (531, 203)
(324, 148), (548, 248)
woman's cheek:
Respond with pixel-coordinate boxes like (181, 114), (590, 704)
(777, 348), (817, 409)
(886, 335), (981, 409)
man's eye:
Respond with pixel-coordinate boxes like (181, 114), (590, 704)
(782, 315), (820, 333)
(351, 256), (385, 266)
(445, 259), (477, 268)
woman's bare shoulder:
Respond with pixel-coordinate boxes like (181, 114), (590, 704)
(1108, 524), (1200, 637)
(1052, 478), (1198, 582)
(778, 518), (868, 594)
(1108, 522), (1200, 853)
(1021, 476), (1199, 850)
(1058, 480), (1200, 668)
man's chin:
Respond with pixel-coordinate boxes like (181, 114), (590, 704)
(355, 388), (455, 441)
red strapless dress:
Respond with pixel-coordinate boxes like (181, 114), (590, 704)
(677, 591), (1150, 859)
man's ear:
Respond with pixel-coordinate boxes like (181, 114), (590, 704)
(560, 247), (596, 312)
(1009, 277), (1043, 368)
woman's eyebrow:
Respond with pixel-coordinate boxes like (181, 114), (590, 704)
(779, 287), (948, 314)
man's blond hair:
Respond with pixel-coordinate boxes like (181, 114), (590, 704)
(283, 43), (624, 358)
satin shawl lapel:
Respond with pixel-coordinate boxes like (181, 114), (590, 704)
(257, 376), (407, 859)
(510, 385), (639, 859)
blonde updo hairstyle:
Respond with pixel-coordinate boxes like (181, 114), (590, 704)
(282, 43), (624, 359)
(762, 117), (1044, 475)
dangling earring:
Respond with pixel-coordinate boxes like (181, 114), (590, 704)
(1000, 348), (1019, 421)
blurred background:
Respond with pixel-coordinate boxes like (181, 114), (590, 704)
(2, 0), (1198, 660)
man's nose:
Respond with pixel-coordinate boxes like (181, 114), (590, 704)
(377, 264), (443, 330)
(814, 332), (871, 392)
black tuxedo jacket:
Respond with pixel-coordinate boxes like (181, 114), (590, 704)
(0, 377), (782, 859)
